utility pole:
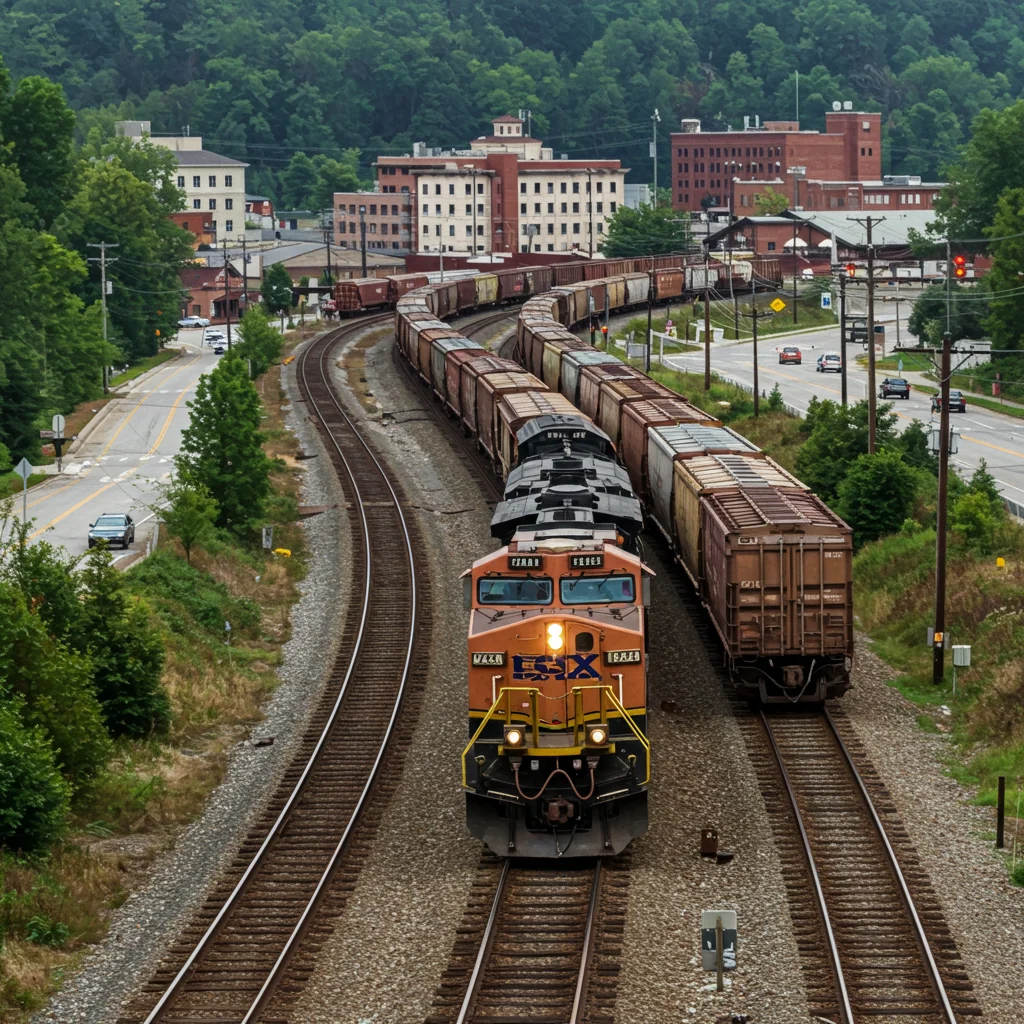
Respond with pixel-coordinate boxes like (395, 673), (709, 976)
(322, 217), (333, 292)
(850, 215), (884, 451)
(934, 330), (952, 685)
(646, 261), (654, 373)
(651, 108), (661, 207)
(221, 238), (233, 350)
(87, 242), (119, 393)
(240, 234), (249, 313)
(740, 297), (774, 417)
(790, 167), (805, 324)
(839, 269), (848, 407)
(358, 204), (367, 278)
(703, 250), (712, 391)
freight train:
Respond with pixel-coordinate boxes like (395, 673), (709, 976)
(336, 252), (781, 314)
(392, 258), (852, 858)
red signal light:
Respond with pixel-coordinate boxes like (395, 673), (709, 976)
(953, 254), (967, 278)
(845, 263), (857, 278)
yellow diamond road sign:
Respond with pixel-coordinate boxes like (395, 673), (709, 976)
(770, 298), (786, 313)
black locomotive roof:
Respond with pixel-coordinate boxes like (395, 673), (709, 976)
(490, 489), (642, 550)
(514, 414), (614, 462)
(504, 451), (635, 501)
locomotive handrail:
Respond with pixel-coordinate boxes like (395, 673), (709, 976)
(462, 684), (650, 789)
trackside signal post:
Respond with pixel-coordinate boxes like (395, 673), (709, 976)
(701, 909), (737, 992)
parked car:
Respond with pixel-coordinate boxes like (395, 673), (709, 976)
(213, 345), (225, 355)
(178, 315), (210, 328)
(204, 329), (226, 346)
(879, 377), (911, 399)
(88, 513), (135, 549)
(816, 353), (842, 373)
(779, 346), (802, 365)
(932, 389), (967, 413)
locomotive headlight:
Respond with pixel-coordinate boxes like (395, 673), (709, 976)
(504, 726), (526, 748)
(546, 622), (564, 651)
(586, 724), (609, 747)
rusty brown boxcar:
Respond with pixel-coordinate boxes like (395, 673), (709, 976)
(335, 277), (390, 311)
(458, 355), (521, 434)
(700, 487), (853, 702)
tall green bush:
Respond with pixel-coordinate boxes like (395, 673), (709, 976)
(837, 451), (916, 546)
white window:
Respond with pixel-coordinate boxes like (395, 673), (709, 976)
(423, 203), (429, 214)
(449, 183), (455, 194)
(422, 183), (428, 194)
(520, 182), (527, 194)
(435, 184), (441, 194)
(225, 219), (233, 232)
(449, 224), (455, 236)
(466, 204), (472, 215)
(192, 176), (201, 188)
(209, 198), (216, 209)
(225, 175), (232, 187)
(423, 224), (429, 234)
(597, 223), (604, 233)
(477, 183), (484, 194)
(209, 175), (217, 187)
(225, 198), (233, 210)
(477, 204), (484, 214)
(449, 204), (455, 215)
(465, 184), (472, 195)
(465, 224), (473, 236)
(192, 199), (201, 209)
(177, 175), (185, 187)
(435, 204), (441, 215)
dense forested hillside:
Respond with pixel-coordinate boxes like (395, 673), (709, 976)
(3, 0), (1024, 201)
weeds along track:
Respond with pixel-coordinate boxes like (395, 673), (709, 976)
(120, 315), (430, 1024)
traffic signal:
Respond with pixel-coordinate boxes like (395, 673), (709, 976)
(845, 263), (857, 278)
(953, 254), (967, 278)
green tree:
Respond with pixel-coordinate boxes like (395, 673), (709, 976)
(78, 545), (169, 738)
(262, 262), (294, 319)
(754, 187), (789, 216)
(236, 305), (282, 378)
(280, 152), (319, 209)
(837, 451), (916, 546)
(950, 490), (1000, 552)
(1, 75), (77, 227)
(160, 480), (219, 565)
(795, 399), (899, 502)
(983, 188), (1024, 349)
(176, 352), (273, 535)
(0, 700), (71, 854)
(907, 281), (988, 345)
(602, 204), (692, 258)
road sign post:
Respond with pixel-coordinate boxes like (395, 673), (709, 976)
(13, 457), (33, 524)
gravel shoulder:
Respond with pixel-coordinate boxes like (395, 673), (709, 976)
(844, 637), (1024, 1023)
(615, 543), (810, 1024)
(33, 332), (353, 1024)
(288, 330), (493, 1022)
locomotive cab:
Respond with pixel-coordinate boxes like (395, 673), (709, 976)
(463, 528), (652, 858)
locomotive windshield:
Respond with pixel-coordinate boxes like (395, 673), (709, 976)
(560, 575), (636, 604)
(477, 576), (553, 604)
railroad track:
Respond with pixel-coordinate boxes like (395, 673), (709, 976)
(426, 857), (628, 1024)
(120, 314), (427, 1024)
(760, 707), (978, 1024)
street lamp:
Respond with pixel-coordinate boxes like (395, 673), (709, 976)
(358, 204), (367, 278)
(651, 108), (661, 207)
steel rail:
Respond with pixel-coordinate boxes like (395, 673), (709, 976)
(824, 709), (959, 1024)
(759, 709), (855, 1024)
(568, 860), (603, 1024)
(454, 860), (511, 1024)
(143, 312), (409, 1022)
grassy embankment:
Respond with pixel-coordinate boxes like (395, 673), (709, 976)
(108, 348), (177, 387)
(0, 324), (325, 1016)
(644, 364), (1024, 881)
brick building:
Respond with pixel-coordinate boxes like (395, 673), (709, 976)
(337, 116), (627, 257)
(670, 108), (883, 214)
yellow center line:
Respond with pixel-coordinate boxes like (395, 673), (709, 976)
(99, 352), (203, 458)
(148, 380), (196, 454)
(29, 479), (124, 540)
(961, 435), (1024, 459)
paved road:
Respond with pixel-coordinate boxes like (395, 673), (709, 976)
(665, 323), (1024, 503)
(24, 330), (225, 563)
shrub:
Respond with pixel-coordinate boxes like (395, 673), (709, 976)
(950, 490), (1000, 553)
(767, 382), (784, 412)
(837, 450), (916, 546)
(0, 702), (71, 854)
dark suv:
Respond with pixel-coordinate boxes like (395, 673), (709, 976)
(931, 390), (967, 413)
(88, 513), (135, 549)
(879, 377), (910, 400)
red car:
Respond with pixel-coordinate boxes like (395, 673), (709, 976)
(778, 346), (802, 365)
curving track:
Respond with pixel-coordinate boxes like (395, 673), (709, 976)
(119, 315), (425, 1024)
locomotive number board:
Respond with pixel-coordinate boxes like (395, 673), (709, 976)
(604, 649), (642, 665)
(472, 652), (507, 667)
(508, 555), (543, 570)
(569, 553), (604, 569)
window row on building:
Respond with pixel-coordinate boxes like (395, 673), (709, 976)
(339, 202), (410, 216)
(178, 174), (234, 188)
(676, 145), (783, 159)
(518, 201), (616, 215)
(338, 221), (407, 236)
(421, 182), (488, 195)
(518, 180), (617, 195)
(191, 197), (234, 210)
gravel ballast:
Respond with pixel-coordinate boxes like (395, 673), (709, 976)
(844, 638), (1024, 1023)
(34, 334), (353, 1024)
(287, 330), (494, 1022)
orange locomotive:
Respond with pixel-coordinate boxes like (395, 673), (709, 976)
(461, 419), (652, 858)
